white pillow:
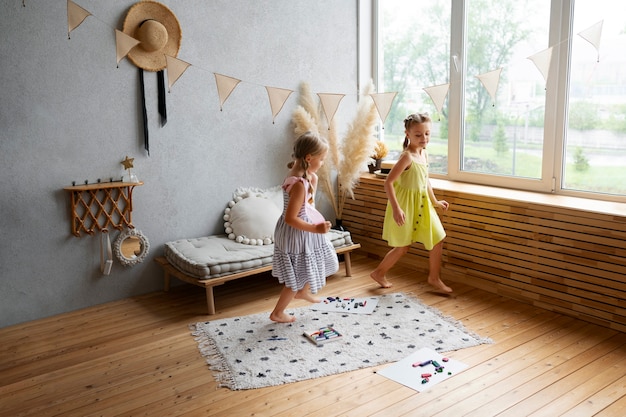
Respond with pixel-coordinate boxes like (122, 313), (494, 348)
(223, 188), (282, 246)
(233, 186), (283, 210)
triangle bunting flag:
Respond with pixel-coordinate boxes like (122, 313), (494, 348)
(423, 83), (450, 119)
(317, 93), (345, 127)
(265, 87), (294, 123)
(475, 68), (503, 106)
(165, 55), (191, 91)
(369, 92), (397, 126)
(67, 0), (91, 39)
(527, 47), (554, 84)
(578, 20), (603, 62)
(214, 73), (241, 111)
(114, 29), (140, 67)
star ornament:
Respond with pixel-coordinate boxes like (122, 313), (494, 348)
(121, 156), (134, 170)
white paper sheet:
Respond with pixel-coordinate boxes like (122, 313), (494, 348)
(377, 347), (468, 392)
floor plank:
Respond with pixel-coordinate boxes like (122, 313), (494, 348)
(0, 253), (624, 417)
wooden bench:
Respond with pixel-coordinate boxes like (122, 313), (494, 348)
(155, 242), (361, 315)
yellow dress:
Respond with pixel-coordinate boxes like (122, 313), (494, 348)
(381, 159), (445, 250)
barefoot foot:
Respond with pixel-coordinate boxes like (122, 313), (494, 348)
(294, 291), (322, 303)
(370, 271), (393, 288)
(269, 312), (296, 323)
(428, 276), (453, 293)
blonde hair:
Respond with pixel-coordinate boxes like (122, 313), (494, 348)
(288, 131), (328, 181)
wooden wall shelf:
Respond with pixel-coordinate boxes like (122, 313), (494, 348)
(63, 182), (143, 237)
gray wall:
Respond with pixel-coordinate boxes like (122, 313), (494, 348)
(0, 0), (359, 328)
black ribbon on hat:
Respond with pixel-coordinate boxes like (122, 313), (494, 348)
(157, 70), (167, 127)
(138, 68), (167, 156)
(139, 68), (149, 155)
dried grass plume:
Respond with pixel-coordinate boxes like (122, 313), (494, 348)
(336, 80), (378, 217)
(291, 81), (378, 220)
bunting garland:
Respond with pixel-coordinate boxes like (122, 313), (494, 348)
(369, 92), (397, 127)
(67, 0), (91, 39)
(60, 0), (611, 136)
(422, 84), (450, 120)
(165, 55), (191, 92)
(214, 73), (241, 111)
(317, 93), (345, 127)
(114, 29), (140, 67)
(475, 68), (503, 106)
(265, 87), (294, 123)
(578, 20), (603, 62)
(527, 47), (554, 84)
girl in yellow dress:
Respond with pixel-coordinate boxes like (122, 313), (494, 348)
(370, 113), (452, 293)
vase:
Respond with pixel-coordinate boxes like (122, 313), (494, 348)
(332, 218), (346, 231)
(368, 159), (382, 173)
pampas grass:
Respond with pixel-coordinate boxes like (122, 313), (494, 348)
(298, 83), (321, 128)
(316, 123), (340, 217)
(292, 81), (378, 220)
(292, 106), (317, 137)
(291, 84), (340, 217)
(336, 80), (378, 218)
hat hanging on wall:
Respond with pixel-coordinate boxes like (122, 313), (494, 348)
(122, 0), (181, 71)
(122, 1), (182, 155)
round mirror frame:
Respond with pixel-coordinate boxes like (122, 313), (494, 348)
(113, 228), (150, 267)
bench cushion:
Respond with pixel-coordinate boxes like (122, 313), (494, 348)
(164, 229), (353, 280)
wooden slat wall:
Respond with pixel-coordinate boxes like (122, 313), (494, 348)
(343, 174), (626, 332)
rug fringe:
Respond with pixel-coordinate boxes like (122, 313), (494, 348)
(189, 323), (237, 390)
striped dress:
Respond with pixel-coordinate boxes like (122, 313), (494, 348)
(271, 176), (339, 293)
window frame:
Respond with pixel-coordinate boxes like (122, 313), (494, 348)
(367, 0), (625, 204)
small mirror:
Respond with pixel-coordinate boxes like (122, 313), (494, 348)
(121, 236), (142, 258)
(114, 228), (149, 266)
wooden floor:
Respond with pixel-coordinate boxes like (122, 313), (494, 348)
(1, 253), (625, 417)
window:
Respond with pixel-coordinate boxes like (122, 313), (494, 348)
(377, 0), (451, 174)
(563, 0), (626, 196)
(376, 0), (626, 201)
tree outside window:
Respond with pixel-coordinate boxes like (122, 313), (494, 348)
(377, 0), (626, 200)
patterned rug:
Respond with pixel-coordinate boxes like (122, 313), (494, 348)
(190, 292), (492, 390)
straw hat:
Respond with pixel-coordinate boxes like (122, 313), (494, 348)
(122, 1), (181, 72)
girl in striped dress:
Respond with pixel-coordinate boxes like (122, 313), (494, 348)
(270, 132), (339, 323)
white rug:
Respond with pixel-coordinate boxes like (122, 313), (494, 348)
(190, 292), (492, 390)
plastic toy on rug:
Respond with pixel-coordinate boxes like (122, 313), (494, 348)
(310, 296), (379, 314)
